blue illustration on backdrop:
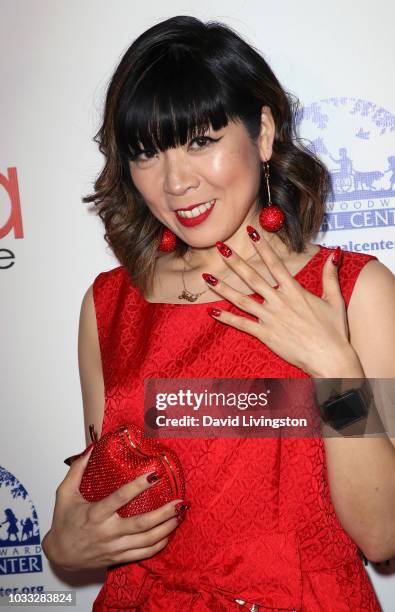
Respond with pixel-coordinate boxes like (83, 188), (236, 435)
(298, 98), (395, 232)
(0, 466), (42, 575)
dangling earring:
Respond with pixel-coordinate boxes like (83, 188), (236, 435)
(258, 161), (285, 232)
(158, 226), (177, 252)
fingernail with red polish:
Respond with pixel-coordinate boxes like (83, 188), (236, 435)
(175, 500), (192, 515)
(331, 246), (342, 267)
(63, 453), (81, 466)
(246, 225), (261, 242)
(216, 241), (232, 257)
(207, 307), (222, 317)
(63, 443), (94, 466)
(202, 273), (219, 286)
(146, 472), (161, 483)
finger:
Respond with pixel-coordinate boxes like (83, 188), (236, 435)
(321, 247), (344, 304)
(214, 238), (279, 302)
(245, 225), (298, 292)
(114, 513), (180, 552)
(202, 274), (267, 321)
(207, 304), (265, 341)
(63, 442), (94, 466)
(112, 497), (184, 537)
(90, 472), (182, 523)
(57, 446), (94, 496)
(111, 537), (170, 565)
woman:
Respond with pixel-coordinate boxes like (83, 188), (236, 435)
(42, 15), (395, 611)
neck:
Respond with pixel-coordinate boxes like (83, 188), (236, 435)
(180, 207), (290, 271)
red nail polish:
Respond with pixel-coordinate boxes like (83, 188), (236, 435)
(246, 225), (261, 242)
(63, 442), (94, 466)
(216, 241), (232, 257)
(331, 246), (342, 267)
(202, 273), (219, 286)
(147, 472), (161, 483)
(175, 500), (192, 515)
(207, 307), (221, 317)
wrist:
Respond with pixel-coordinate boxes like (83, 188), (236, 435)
(42, 529), (57, 563)
(42, 528), (70, 570)
(311, 344), (365, 379)
(318, 378), (373, 434)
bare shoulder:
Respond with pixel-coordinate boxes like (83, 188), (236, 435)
(347, 258), (395, 377)
(348, 257), (395, 314)
(78, 283), (105, 444)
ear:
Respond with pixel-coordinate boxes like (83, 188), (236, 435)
(258, 106), (276, 162)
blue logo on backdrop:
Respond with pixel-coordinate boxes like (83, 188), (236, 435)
(298, 97), (395, 232)
(0, 466), (42, 575)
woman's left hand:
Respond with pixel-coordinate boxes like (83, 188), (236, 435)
(203, 226), (361, 378)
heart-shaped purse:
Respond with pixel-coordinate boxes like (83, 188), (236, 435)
(64, 423), (186, 517)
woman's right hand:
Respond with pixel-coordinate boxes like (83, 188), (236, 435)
(42, 448), (188, 571)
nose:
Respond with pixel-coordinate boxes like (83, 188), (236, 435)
(162, 150), (200, 196)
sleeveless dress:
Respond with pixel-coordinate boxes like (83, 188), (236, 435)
(91, 244), (381, 612)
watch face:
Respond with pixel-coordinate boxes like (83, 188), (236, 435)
(322, 389), (369, 430)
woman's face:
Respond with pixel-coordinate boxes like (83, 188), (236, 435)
(128, 113), (272, 248)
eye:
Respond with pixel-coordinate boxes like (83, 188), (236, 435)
(129, 148), (157, 163)
(128, 134), (222, 164)
(189, 135), (221, 149)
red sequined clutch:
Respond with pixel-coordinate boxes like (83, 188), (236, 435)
(64, 423), (186, 517)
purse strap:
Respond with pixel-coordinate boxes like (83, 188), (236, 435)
(89, 424), (99, 443)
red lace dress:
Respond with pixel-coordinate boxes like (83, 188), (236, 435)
(91, 244), (381, 611)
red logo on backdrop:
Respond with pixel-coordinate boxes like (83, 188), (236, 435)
(0, 167), (24, 239)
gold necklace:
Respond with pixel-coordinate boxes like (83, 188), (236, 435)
(178, 251), (258, 302)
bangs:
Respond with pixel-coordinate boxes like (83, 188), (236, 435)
(115, 48), (233, 159)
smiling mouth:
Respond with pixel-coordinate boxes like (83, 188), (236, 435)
(176, 199), (216, 218)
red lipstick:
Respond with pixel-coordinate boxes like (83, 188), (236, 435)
(175, 200), (216, 227)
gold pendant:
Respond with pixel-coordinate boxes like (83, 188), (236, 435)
(178, 289), (199, 302)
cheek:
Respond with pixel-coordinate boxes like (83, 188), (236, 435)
(205, 147), (260, 193)
(129, 167), (148, 196)
(129, 167), (160, 207)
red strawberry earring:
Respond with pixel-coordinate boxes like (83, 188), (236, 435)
(258, 161), (285, 232)
(158, 226), (177, 252)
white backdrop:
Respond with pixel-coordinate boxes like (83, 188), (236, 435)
(1, 1), (394, 609)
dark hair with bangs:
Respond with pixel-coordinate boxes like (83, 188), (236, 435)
(83, 15), (330, 295)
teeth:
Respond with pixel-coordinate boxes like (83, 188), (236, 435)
(177, 199), (215, 218)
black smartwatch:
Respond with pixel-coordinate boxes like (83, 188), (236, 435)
(319, 379), (373, 431)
